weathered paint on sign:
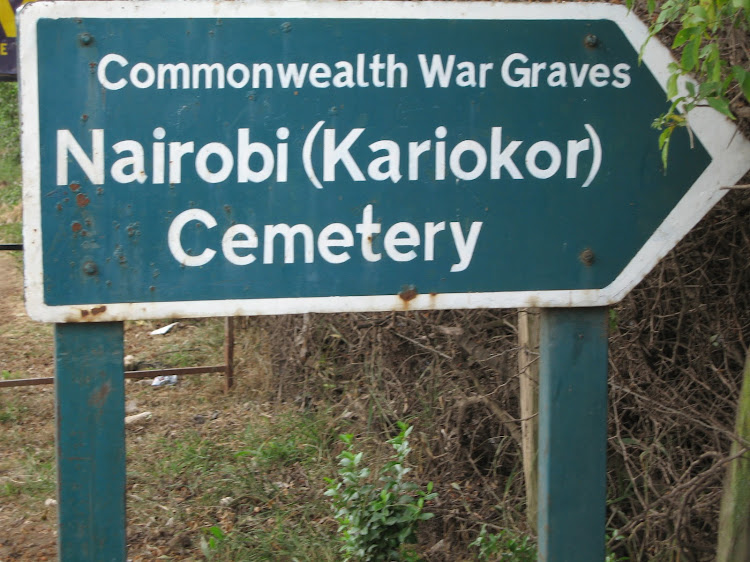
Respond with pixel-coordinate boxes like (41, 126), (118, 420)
(19, 1), (750, 322)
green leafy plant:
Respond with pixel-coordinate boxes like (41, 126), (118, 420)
(324, 422), (437, 561)
(199, 525), (226, 559)
(469, 525), (630, 561)
(605, 528), (630, 561)
(469, 525), (536, 562)
(628, 0), (750, 167)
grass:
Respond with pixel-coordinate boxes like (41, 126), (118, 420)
(0, 447), (56, 500)
(0, 82), (22, 246)
(0, 221), (21, 243)
(0, 155), (21, 203)
(126, 318), (227, 370)
(125, 391), (344, 560)
(195, 409), (342, 561)
(0, 311), (348, 559)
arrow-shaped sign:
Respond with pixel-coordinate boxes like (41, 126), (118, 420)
(18, 1), (750, 322)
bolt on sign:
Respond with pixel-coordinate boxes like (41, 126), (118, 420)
(19, 1), (750, 322)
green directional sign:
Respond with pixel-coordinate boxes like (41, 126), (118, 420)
(19, 1), (750, 322)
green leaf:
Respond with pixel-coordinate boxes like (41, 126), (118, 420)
(658, 128), (671, 150)
(707, 96), (735, 119)
(672, 26), (699, 48)
(661, 135), (671, 171)
(687, 5), (708, 22)
(732, 66), (750, 101)
(681, 37), (701, 71)
(657, 127), (674, 171)
(209, 526), (225, 540)
(666, 73), (679, 99)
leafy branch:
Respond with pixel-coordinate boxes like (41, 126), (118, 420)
(628, 0), (750, 166)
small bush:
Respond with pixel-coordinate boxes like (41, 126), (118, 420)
(469, 525), (536, 562)
(325, 422), (437, 561)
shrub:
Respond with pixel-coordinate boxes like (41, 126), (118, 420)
(325, 423), (437, 561)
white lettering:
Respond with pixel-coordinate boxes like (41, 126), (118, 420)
(501, 53), (530, 87)
(222, 224), (258, 266)
(97, 53), (128, 90)
(318, 223), (354, 264)
(264, 224), (314, 264)
(168, 209), (217, 267)
(111, 140), (146, 184)
(450, 222), (483, 273)
(418, 54), (455, 88)
(323, 128), (365, 182)
(56, 129), (104, 185)
(384, 222), (420, 262)
(165, 205), (483, 273)
(196, 142), (234, 184)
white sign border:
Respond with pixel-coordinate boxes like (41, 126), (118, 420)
(19, 0), (750, 322)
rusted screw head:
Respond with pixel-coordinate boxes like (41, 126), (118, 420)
(399, 286), (418, 302)
(82, 261), (98, 276)
(584, 34), (599, 48)
(579, 248), (595, 267)
(78, 32), (94, 46)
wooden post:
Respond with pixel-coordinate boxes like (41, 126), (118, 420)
(518, 307), (540, 532)
(716, 353), (750, 561)
(55, 322), (127, 562)
(538, 308), (608, 561)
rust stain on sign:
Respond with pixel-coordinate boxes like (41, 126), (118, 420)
(88, 381), (111, 408)
(80, 305), (107, 318)
(399, 287), (418, 302)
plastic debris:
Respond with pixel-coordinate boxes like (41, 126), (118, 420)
(149, 322), (179, 336)
(125, 411), (152, 426)
(151, 375), (178, 386)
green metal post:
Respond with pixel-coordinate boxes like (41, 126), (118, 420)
(55, 322), (126, 562)
(538, 308), (608, 561)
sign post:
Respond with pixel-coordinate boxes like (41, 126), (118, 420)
(17, 2), (750, 560)
(539, 308), (609, 560)
(55, 323), (126, 561)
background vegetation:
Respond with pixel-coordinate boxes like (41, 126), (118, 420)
(0, 82), (21, 244)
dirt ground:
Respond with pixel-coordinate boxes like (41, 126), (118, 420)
(0, 252), (58, 561)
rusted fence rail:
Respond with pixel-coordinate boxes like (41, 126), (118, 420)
(1, 317), (235, 390)
(2, 246), (236, 391)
